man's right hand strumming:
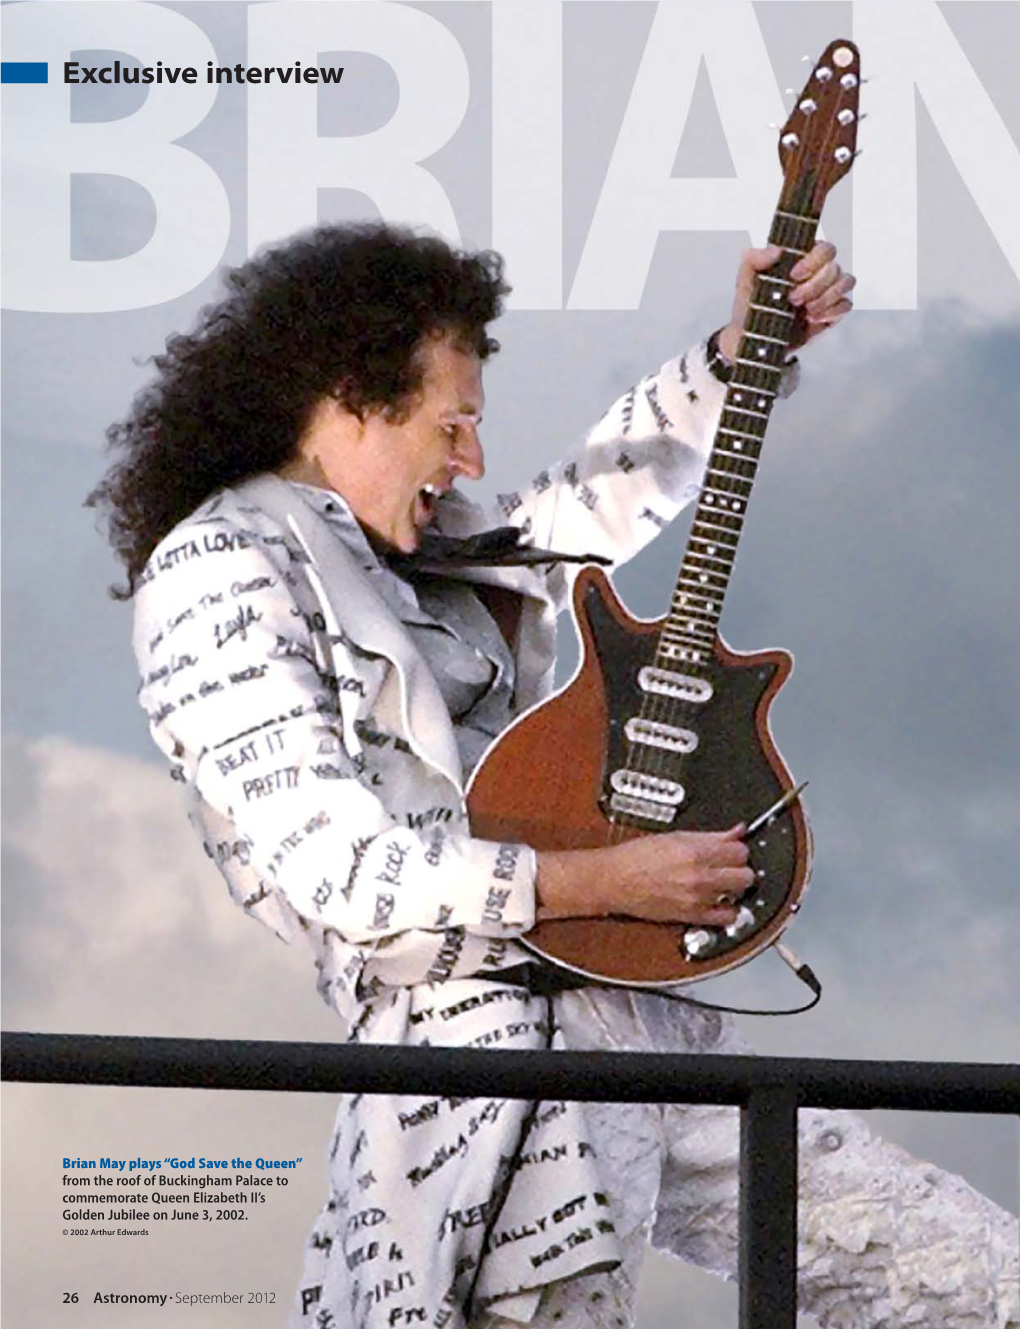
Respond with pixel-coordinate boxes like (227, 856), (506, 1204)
(535, 824), (752, 926)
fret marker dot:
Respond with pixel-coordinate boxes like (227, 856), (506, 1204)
(699, 574), (708, 583)
(756, 347), (766, 358)
(705, 495), (714, 504)
(732, 501), (742, 512)
(734, 441), (743, 450)
(771, 291), (781, 301)
(707, 545), (716, 555)
(757, 398), (767, 408)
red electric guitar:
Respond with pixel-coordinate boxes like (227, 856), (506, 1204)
(468, 40), (861, 986)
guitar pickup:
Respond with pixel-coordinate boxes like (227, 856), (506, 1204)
(608, 793), (677, 825)
(624, 717), (698, 753)
(610, 769), (685, 806)
(638, 666), (713, 703)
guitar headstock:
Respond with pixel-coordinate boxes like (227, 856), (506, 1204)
(777, 40), (861, 216)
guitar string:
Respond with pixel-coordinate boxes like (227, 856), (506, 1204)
(606, 217), (808, 830)
(625, 73), (854, 808)
(601, 216), (803, 857)
(605, 240), (791, 841)
(597, 64), (857, 954)
(612, 71), (855, 816)
(636, 229), (799, 792)
(615, 165), (806, 800)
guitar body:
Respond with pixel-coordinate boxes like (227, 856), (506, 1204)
(467, 565), (812, 985)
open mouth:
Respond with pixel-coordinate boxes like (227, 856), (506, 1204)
(416, 482), (443, 525)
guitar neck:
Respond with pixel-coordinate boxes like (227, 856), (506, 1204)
(657, 212), (819, 676)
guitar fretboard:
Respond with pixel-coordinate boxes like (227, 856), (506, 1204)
(656, 213), (819, 678)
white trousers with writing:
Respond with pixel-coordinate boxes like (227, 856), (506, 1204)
(476, 988), (1019, 1329)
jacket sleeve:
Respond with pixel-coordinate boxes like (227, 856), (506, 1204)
(133, 517), (537, 968)
(479, 338), (797, 614)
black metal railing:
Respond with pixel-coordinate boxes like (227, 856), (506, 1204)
(4, 1031), (1017, 1328)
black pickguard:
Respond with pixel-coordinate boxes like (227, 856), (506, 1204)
(584, 585), (798, 945)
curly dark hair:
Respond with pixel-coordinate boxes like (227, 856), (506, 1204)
(87, 222), (510, 597)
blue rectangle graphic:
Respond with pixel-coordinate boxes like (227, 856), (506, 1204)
(1, 63), (49, 84)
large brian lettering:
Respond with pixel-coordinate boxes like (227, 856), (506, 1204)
(568, 3), (785, 310)
(569, 0), (1020, 312)
(491, 3), (563, 310)
(852, 0), (1020, 310)
(246, 2), (468, 252)
(0, 2), (227, 312)
(2, 2), (1017, 313)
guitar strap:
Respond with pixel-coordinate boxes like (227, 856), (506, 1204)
(473, 581), (525, 655)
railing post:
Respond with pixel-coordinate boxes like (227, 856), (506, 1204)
(739, 1084), (798, 1328)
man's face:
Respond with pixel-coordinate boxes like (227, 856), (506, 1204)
(347, 334), (485, 555)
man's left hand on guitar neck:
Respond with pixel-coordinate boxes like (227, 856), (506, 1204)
(718, 240), (855, 363)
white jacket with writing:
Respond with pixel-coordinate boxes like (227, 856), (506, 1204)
(133, 343), (750, 1325)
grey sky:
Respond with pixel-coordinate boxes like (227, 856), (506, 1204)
(2, 4), (1018, 1326)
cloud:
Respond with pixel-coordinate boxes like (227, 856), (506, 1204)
(1, 735), (343, 1327)
(0, 733), (338, 1041)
